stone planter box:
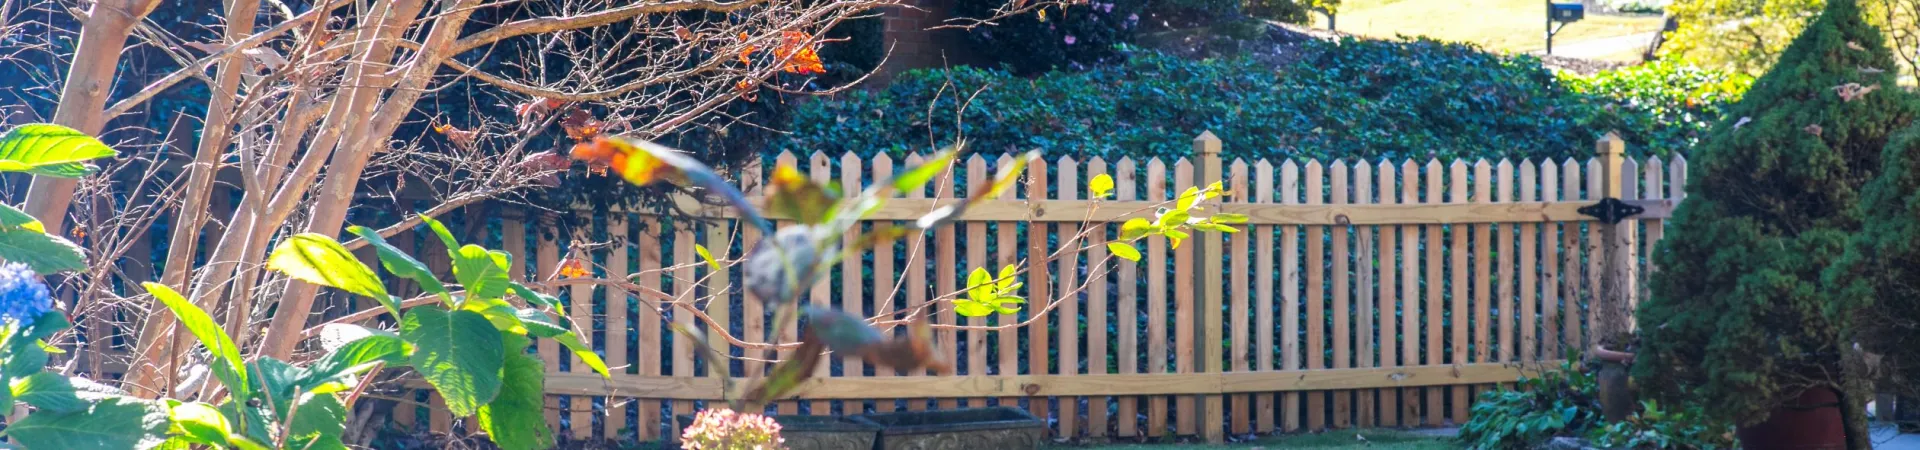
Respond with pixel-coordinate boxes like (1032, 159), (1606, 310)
(861, 407), (1046, 450)
(674, 413), (881, 450)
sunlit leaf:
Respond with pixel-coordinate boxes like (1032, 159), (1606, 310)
(1158, 210), (1191, 228)
(572, 136), (771, 233)
(167, 402), (230, 447)
(402, 309), (504, 416)
(0, 123), (119, 178)
(892, 149), (955, 194)
(420, 216), (460, 252)
(976, 151), (1038, 200)
(966, 267), (993, 303)
(349, 225), (448, 307)
(480, 337), (552, 450)
(0, 226), (86, 273)
(1119, 218), (1155, 240)
(508, 282), (564, 316)
(1166, 229), (1190, 249)
(694, 243), (724, 272)
(1108, 242), (1141, 261)
(1175, 186), (1202, 212)
(1212, 213), (1250, 224)
(144, 283), (249, 401)
(4, 396), (167, 449)
(0, 203), (43, 233)
(452, 245), (512, 302)
(267, 234), (390, 305)
(552, 332), (611, 378)
(995, 264), (1020, 291)
(1089, 174), (1115, 198)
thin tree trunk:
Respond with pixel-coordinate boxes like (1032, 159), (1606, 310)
(19, 0), (159, 227)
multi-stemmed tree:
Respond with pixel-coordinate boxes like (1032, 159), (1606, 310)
(1632, 0), (1915, 448)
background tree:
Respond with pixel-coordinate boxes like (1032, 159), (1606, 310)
(1829, 101), (1920, 412)
(1661, 0), (1920, 78)
(1632, 1), (1915, 448)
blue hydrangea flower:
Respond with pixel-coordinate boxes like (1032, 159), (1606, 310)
(0, 263), (52, 328)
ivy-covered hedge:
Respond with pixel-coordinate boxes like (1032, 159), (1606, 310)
(778, 38), (1748, 162)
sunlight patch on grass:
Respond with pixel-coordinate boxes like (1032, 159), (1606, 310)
(1315, 0), (1664, 57)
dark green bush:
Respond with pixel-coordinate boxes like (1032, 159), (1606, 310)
(1564, 61), (1752, 157)
(1634, 0), (1917, 434)
(779, 39), (1741, 162)
(952, 0), (1145, 74)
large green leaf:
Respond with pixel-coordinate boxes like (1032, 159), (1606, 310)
(0, 203), (43, 233)
(452, 245), (512, 302)
(479, 338), (552, 450)
(0, 226), (86, 273)
(4, 396), (168, 449)
(515, 309), (567, 338)
(419, 216), (460, 252)
(551, 331), (610, 378)
(462, 297), (528, 335)
(0, 124), (119, 178)
(166, 401), (230, 447)
(143, 283), (249, 401)
(6, 338), (47, 378)
(13, 373), (82, 413)
(305, 326), (404, 394)
(267, 234), (391, 308)
(401, 309), (504, 416)
(348, 225), (448, 304)
(508, 282), (563, 315)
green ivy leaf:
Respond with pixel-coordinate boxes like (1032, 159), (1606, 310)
(166, 401), (230, 447)
(479, 349), (553, 450)
(452, 245), (512, 302)
(0, 123), (119, 178)
(1089, 173), (1115, 198)
(401, 309), (505, 416)
(143, 283), (250, 401)
(1108, 242), (1142, 261)
(267, 234), (391, 309)
(0, 226), (86, 273)
(348, 225), (448, 306)
(3, 396), (168, 450)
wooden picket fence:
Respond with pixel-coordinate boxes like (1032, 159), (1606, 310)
(75, 133), (1686, 444)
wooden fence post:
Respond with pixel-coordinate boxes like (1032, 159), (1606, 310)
(1594, 132), (1634, 422)
(1192, 132), (1226, 444)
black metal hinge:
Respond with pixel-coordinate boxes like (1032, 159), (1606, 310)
(1577, 198), (1644, 224)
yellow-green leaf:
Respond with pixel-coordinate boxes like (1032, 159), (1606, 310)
(695, 244), (723, 272)
(145, 283), (250, 401)
(1089, 174), (1115, 198)
(0, 124), (119, 178)
(268, 234), (391, 305)
(1119, 218), (1155, 240)
(995, 264), (1019, 291)
(967, 267), (993, 303)
(1175, 186), (1202, 211)
(892, 149), (955, 194)
(1108, 242), (1141, 261)
(0, 203), (43, 233)
(1212, 213), (1250, 224)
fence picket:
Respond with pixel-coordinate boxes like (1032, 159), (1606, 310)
(1117, 157), (1142, 438)
(1254, 159), (1277, 433)
(966, 155), (990, 412)
(1304, 160), (1326, 431)
(1057, 156), (1080, 437)
(1229, 160), (1252, 435)
(1174, 157), (1197, 436)
(1280, 159), (1303, 433)
(1449, 161), (1471, 423)
(1088, 157), (1113, 438)
(1146, 157), (1170, 437)
(1375, 160), (1399, 428)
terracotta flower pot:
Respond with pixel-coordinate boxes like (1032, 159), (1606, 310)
(1736, 388), (1848, 450)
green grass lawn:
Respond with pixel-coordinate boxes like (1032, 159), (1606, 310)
(1314, 0), (1665, 60)
(1055, 429), (1457, 449)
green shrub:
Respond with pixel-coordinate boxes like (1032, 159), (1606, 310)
(1459, 361), (1604, 450)
(779, 39), (1743, 162)
(1564, 61), (1753, 157)
(952, 0), (1144, 74)
(1634, 0), (1917, 434)
(1831, 82), (1920, 403)
(1458, 360), (1735, 450)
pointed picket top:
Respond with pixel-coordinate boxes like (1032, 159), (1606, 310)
(841, 152), (865, 204)
(1055, 156), (1077, 201)
(1669, 154), (1688, 200)
(1495, 159), (1514, 203)
(993, 153), (1017, 199)
(1229, 159), (1250, 205)
(1280, 159), (1300, 204)
(1256, 159), (1275, 204)
(1355, 160), (1374, 204)
(1116, 156), (1139, 201)
(967, 154), (989, 198)
(872, 153), (895, 197)
(1401, 160), (1421, 204)
(1622, 155), (1641, 195)
(1449, 160), (1470, 204)
(1304, 160), (1326, 205)
(1473, 160), (1494, 204)
(1174, 157), (1194, 183)
(1520, 160), (1537, 203)
(776, 150), (799, 172)
(1146, 157), (1170, 202)
(1643, 156), (1665, 201)
(1376, 160), (1396, 206)
(809, 151), (833, 188)
(1540, 158), (1560, 202)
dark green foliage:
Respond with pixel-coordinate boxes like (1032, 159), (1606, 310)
(780, 39), (1740, 162)
(1459, 361), (1605, 450)
(1832, 106), (1920, 397)
(1459, 360), (1735, 450)
(953, 0), (1144, 74)
(1565, 61), (1753, 157)
(1634, 0), (1916, 428)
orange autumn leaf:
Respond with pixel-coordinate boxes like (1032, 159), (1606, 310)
(559, 258), (589, 278)
(569, 135), (694, 187)
(70, 226), (85, 239)
(561, 109), (603, 140)
(773, 31), (825, 75)
(432, 123), (478, 149)
(738, 32), (758, 64)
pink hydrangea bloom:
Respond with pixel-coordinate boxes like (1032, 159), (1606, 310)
(681, 409), (786, 450)
(1064, 35), (1077, 44)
